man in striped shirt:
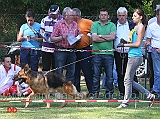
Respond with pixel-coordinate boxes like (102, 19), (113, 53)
(40, 4), (63, 71)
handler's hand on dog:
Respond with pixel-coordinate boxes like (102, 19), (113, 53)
(117, 43), (124, 48)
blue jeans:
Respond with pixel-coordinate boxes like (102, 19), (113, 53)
(74, 46), (93, 93)
(92, 54), (114, 95)
(102, 61), (118, 89)
(20, 49), (40, 71)
(151, 51), (160, 97)
(54, 51), (76, 83)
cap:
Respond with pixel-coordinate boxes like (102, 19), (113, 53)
(49, 5), (59, 14)
(156, 4), (160, 10)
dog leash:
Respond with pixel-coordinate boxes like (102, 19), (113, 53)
(120, 47), (126, 75)
(44, 55), (95, 75)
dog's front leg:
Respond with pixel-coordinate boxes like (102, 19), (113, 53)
(25, 92), (35, 108)
(45, 93), (50, 108)
(74, 94), (82, 107)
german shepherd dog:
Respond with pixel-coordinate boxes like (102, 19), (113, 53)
(14, 64), (82, 108)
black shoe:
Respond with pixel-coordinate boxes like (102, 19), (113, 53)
(119, 95), (124, 100)
(150, 90), (157, 94)
(89, 93), (99, 99)
(105, 93), (113, 99)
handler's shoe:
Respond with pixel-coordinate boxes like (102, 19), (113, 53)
(116, 103), (128, 108)
(147, 93), (155, 108)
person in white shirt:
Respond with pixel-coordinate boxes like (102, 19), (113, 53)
(145, 8), (160, 100)
(0, 55), (21, 96)
(113, 7), (139, 99)
(145, 4), (160, 91)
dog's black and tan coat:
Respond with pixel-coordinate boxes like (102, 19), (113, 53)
(14, 64), (82, 108)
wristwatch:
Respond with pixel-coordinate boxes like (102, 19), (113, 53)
(99, 35), (102, 38)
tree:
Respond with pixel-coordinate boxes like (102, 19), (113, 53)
(0, 0), (156, 43)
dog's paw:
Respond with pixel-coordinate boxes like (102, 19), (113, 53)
(78, 102), (82, 107)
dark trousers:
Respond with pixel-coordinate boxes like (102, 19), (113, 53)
(114, 51), (139, 96)
(148, 52), (154, 89)
(42, 51), (55, 71)
(74, 46), (93, 93)
(20, 49), (40, 71)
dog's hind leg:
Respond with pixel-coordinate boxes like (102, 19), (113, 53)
(55, 92), (68, 108)
(58, 102), (68, 108)
(78, 102), (82, 107)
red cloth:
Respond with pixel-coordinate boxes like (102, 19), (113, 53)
(2, 85), (17, 96)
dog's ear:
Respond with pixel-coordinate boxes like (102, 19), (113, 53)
(67, 81), (72, 85)
(23, 64), (31, 72)
(21, 63), (27, 69)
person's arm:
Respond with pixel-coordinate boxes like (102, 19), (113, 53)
(100, 32), (116, 41)
(30, 36), (43, 42)
(92, 32), (116, 42)
(17, 30), (26, 42)
(17, 30), (43, 42)
(92, 33), (106, 42)
(50, 22), (67, 43)
(50, 35), (67, 43)
(124, 25), (145, 47)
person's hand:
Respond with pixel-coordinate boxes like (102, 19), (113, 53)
(0, 44), (6, 48)
(44, 32), (51, 38)
(117, 43), (124, 48)
(156, 48), (160, 54)
(120, 38), (127, 44)
(62, 34), (67, 40)
(144, 40), (150, 47)
(43, 32), (51, 42)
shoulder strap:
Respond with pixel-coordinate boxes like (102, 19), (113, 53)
(27, 24), (43, 38)
(14, 64), (16, 71)
(27, 24), (38, 35)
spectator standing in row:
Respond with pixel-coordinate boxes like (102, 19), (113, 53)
(17, 9), (42, 71)
(90, 8), (116, 99)
(40, 4), (63, 71)
(145, 4), (160, 91)
(117, 8), (155, 108)
(113, 7), (139, 99)
(72, 8), (93, 94)
(50, 7), (79, 83)
(102, 61), (118, 89)
(145, 8), (160, 100)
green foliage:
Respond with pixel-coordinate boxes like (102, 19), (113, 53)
(0, 0), (157, 43)
(141, 0), (154, 19)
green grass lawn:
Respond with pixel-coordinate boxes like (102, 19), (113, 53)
(0, 81), (160, 119)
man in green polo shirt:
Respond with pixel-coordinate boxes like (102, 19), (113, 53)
(90, 8), (116, 99)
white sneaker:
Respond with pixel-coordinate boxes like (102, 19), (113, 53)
(147, 93), (155, 107)
(116, 103), (128, 108)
